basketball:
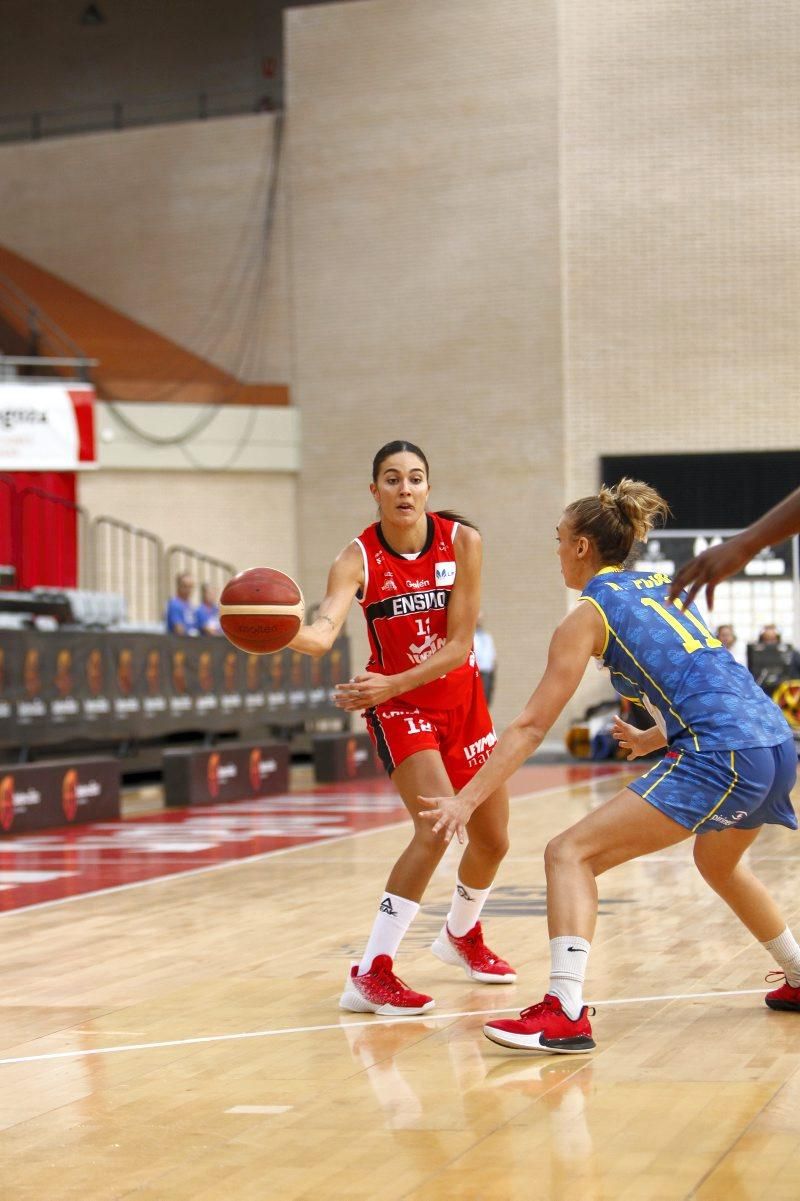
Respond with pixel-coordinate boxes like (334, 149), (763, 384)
(219, 567), (305, 655)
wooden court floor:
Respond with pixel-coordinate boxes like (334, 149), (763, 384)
(0, 764), (799, 1200)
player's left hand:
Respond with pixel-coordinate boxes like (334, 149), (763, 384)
(612, 715), (650, 760)
(419, 793), (474, 845)
(334, 673), (396, 711)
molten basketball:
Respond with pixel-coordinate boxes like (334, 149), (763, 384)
(219, 568), (305, 655)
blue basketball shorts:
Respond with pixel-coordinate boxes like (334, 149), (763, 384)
(628, 737), (798, 835)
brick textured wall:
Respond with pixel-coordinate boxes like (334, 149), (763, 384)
(560, 0), (800, 501)
(286, 0), (564, 731)
(559, 1), (800, 719)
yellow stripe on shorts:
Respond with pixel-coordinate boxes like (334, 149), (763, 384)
(641, 751), (684, 799)
(691, 751), (738, 833)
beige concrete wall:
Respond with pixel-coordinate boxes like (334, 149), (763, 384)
(95, 402), (300, 473)
(78, 469), (298, 583)
(286, 0), (563, 731)
(0, 114), (291, 385)
(560, 0), (800, 502)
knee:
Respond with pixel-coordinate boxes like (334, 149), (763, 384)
(409, 820), (447, 861)
(544, 831), (579, 877)
(468, 828), (509, 864)
(693, 842), (732, 890)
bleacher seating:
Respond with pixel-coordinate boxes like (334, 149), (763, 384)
(0, 612), (27, 629)
(48, 588), (128, 628)
(0, 588), (129, 628)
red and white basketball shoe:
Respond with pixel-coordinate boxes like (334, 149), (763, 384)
(339, 954), (435, 1016)
(765, 972), (800, 1012)
(483, 994), (596, 1053)
(431, 921), (517, 983)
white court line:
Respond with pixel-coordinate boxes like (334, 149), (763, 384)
(0, 777), (627, 917)
(0, 986), (767, 1068)
(226, 1105), (293, 1115)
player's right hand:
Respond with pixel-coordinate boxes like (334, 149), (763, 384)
(666, 537), (751, 610)
(418, 793), (472, 844)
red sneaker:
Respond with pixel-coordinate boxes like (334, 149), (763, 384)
(431, 922), (517, 983)
(765, 972), (800, 1012)
(339, 954), (435, 1016)
(483, 994), (595, 1053)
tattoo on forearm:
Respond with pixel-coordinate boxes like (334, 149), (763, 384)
(317, 615), (335, 631)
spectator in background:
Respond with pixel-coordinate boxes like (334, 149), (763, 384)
(716, 623), (748, 668)
(165, 572), (199, 636)
(474, 612), (497, 706)
(758, 626), (800, 670)
(196, 583), (221, 635)
(749, 624), (800, 697)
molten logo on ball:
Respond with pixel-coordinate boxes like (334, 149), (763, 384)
(219, 567), (305, 655)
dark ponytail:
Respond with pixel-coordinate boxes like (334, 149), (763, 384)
(436, 509), (480, 532)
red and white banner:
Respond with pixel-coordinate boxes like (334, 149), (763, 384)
(0, 383), (95, 470)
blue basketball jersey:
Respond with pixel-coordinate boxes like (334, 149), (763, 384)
(580, 567), (791, 752)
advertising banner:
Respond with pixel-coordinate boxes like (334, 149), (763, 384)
(0, 756), (120, 835)
(0, 383), (96, 470)
(312, 732), (383, 783)
(0, 630), (350, 750)
(163, 740), (290, 807)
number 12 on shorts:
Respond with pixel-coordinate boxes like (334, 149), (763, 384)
(404, 716), (432, 734)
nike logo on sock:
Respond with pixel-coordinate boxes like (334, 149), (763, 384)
(567, 946), (588, 953)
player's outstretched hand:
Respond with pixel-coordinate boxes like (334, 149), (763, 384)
(666, 537), (751, 610)
(612, 716), (652, 761)
(334, 673), (396, 711)
(419, 793), (473, 845)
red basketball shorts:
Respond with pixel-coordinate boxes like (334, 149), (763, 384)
(364, 675), (496, 790)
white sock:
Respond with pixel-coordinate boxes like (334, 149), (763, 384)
(548, 935), (591, 1020)
(447, 878), (492, 937)
(762, 926), (800, 987)
(358, 892), (419, 975)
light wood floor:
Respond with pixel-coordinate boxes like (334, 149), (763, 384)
(1, 768), (799, 1200)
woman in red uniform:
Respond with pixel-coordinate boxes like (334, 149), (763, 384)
(289, 440), (515, 1014)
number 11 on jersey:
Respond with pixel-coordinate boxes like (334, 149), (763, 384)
(640, 597), (722, 654)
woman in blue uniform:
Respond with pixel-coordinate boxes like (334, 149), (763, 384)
(422, 479), (799, 1054)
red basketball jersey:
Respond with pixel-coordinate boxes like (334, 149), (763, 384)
(353, 512), (477, 710)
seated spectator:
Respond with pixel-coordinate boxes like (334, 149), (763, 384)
(715, 623), (748, 668)
(165, 572), (199, 636)
(196, 582), (221, 635)
(748, 624), (800, 695)
(757, 625), (800, 670)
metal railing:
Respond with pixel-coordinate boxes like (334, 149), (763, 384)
(0, 271), (94, 380)
(0, 355), (98, 382)
(1, 484), (238, 626)
(166, 545), (235, 609)
(0, 84), (279, 145)
(93, 516), (165, 625)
